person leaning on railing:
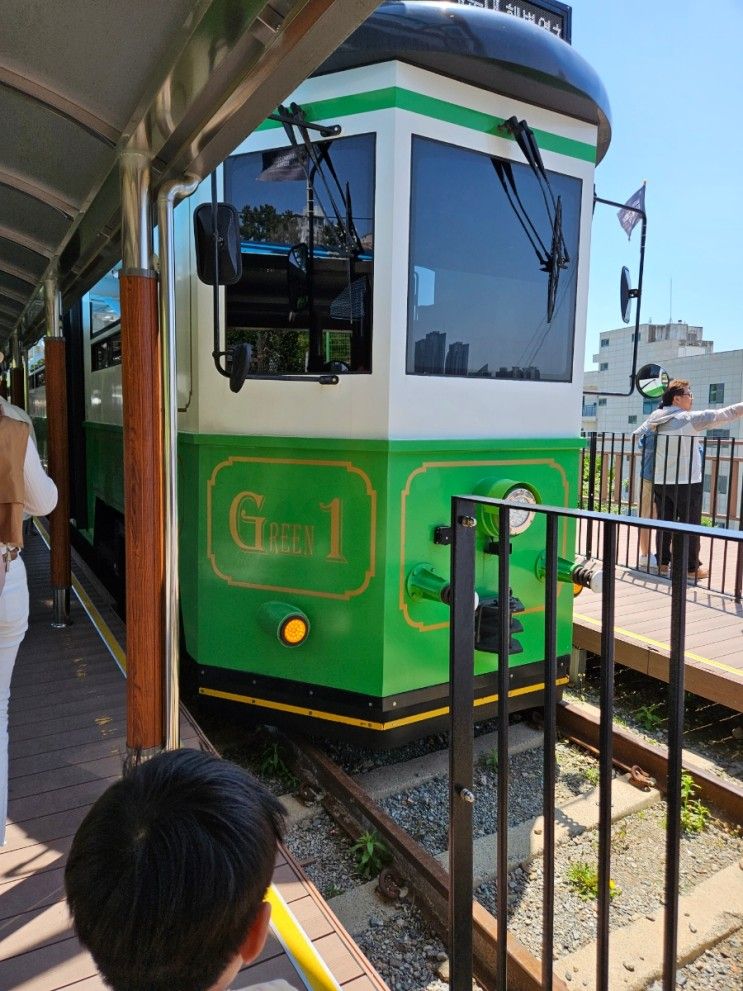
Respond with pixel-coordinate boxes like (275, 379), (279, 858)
(635, 379), (743, 580)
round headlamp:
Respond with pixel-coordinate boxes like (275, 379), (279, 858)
(477, 478), (540, 537)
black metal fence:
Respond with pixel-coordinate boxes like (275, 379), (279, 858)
(447, 498), (743, 991)
(580, 431), (743, 600)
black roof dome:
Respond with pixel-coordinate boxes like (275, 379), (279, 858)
(315, 1), (611, 162)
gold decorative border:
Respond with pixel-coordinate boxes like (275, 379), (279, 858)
(399, 458), (570, 631)
(207, 456), (377, 600)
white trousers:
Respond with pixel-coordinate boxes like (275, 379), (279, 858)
(0, 556), (29, 845)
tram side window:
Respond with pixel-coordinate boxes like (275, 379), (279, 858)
(223, 133), (375, 375)
(407, 137), (581, 382)
(89, 269), (122, 371)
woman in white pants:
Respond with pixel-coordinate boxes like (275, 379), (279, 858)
(0, 409), (57, 845)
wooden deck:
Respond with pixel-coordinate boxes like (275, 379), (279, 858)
(573, 564), (743, 713)
(1, 529), (388, 991)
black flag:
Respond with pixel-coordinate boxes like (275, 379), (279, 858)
(617, 184), (645, 239)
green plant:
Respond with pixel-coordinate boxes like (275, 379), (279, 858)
(583, 766), (599, 787)
(679, 773), (710, 834)
(634, 703), (664, 732)
(351, 831), (390, 879)
(259, 742), (297, 789)
(480, 748), (499, 772)
(322, 883), (343, 899)
(566, 860), (620, 901)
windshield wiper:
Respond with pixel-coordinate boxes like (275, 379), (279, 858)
(273, 103), (362, 256)
(498, 116), (570, 321)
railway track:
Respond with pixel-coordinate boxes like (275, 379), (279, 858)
(205, 699), (743, 991)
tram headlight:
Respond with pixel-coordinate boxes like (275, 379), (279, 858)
(476, 479), (540, 538)
(259, 601), (310, 647)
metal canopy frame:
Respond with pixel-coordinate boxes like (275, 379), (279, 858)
(0, 0), (381, 349)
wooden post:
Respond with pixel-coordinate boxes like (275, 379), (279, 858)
(120, 149), (164, 758)
(10, 367), (25, 409)
(44, 281), (71, 627)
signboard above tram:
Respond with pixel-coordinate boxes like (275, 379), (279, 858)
(408, 0), (572, 43)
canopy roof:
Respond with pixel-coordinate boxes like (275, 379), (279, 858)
(0, 0), (380, 349)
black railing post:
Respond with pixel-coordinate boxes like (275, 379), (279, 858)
(663, 531), (689, 989)
(496, 506), (511, 991)
(542, 512), (558, 989)
(596, 520), (617, 991)
(736, 443), (743, 601)
(586, 432), (598, 558)
(449, 497), (477, 991)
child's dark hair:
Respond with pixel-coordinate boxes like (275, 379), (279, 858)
(64, 749), (285, 991)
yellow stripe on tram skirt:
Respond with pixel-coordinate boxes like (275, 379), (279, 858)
(265, 885), (342, 991)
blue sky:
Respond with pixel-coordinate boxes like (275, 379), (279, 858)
(567, 0), (743, 366)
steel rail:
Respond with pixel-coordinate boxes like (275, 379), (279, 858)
(555, 699), (743, 824)
(293, 735), (567, 991)
(286, 704), (743, 991)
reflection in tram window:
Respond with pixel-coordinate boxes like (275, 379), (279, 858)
(407, 137), (581, 381)
(223, 134), (375, 375)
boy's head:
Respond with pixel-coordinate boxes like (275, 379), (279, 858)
(65, 749), (285, 991)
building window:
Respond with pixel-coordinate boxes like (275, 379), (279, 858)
(631, 331), (641, 342)
(707, 428), (730, 439)
(628, 415), (637, 425)
(642, 398), (656, 414)
(703, 473), (729, 496)
(598, 398), (607, 407)
(600, 338), (609, 347)
(582, 402), (597, 417)
(599, 362), (608, 371)
(709, 383), (724, 403)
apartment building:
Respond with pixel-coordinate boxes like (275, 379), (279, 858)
(583, 321), (743, 441)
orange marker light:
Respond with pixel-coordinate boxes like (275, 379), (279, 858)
(260, 601), (310, 647)
(281, 616), (309, 646)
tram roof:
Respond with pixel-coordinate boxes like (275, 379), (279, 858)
(317, 2), (611, 161)
(0, 0), (380, 351)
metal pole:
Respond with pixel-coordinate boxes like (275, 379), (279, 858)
(542, 512), (558, 989)
(157, 177), (199, 752)
(121, 147), (154, 275)
(663, 532), (688, 989)
(596, 520), (617, 991)
(10, 330), (25, 409)
(449, 498), (477, 991)
(496, 506), (511, 991)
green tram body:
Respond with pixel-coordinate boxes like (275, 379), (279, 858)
(29, 3), (611, 744)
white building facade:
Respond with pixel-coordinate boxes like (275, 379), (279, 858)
(583, 322), (743, 442)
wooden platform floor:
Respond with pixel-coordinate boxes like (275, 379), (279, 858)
(1, 530), (388, 991)
(573, 563), (743, 713)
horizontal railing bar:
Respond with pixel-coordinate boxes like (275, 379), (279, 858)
(458, 496), (743, 541)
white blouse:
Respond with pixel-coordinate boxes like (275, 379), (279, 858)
(23, 438), (58, 518)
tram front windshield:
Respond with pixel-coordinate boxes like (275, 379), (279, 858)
(223, 133), (375, 374)
(407, 136), (581, 382)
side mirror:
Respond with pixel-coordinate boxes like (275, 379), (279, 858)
(620, 266), (632, 324)
(287, 243), (309, 313)
(194, 204), (242, 285)
(229, 343), (253, 394)
(636, 362), (670, 399)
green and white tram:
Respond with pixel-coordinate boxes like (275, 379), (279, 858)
(32, 2), (621, 743)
